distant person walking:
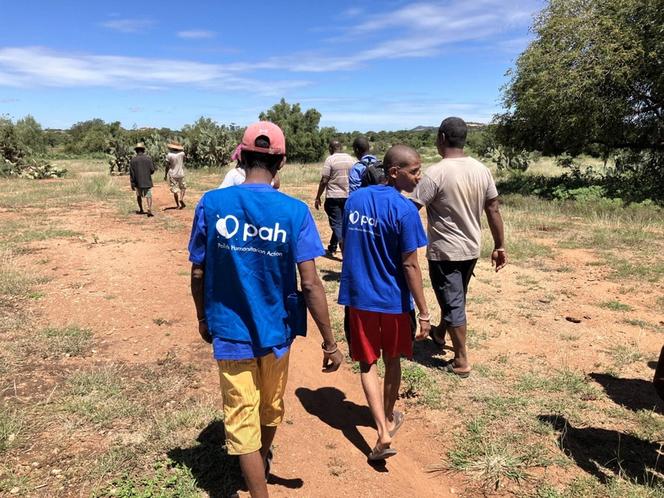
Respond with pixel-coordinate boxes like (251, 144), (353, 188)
(348, 136), (379, 193)
(314, 140), (355, 256)
(129, 142), (155, 217)
(189, 121), (342, 498)
(411, 117), (507, 377)
(165, 142), (187, 209)
(339, 145), (430, 461)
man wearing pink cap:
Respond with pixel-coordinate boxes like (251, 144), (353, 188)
(189, 121), (342, 497)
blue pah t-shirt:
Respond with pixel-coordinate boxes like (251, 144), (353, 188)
(188, 183), (324, 360)
(338, 185), (427, 313)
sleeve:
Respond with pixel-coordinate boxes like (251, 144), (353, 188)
(410, 174), (438, 207)
(398, 205), (427, 254)
(188, 200), (208, 264)
(348, 163), (361, 192)
(295, 209), (325, 263)
(485, 169), (499, 201)
(129, 161), (136, 188)
(321, 157), (332, 178)
(149, 157), (156, 174)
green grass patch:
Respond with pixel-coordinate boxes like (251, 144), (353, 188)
(0, 408), (22, 453)
(446, 416), (546, 491)
(400, 361), (441, 407)
(517, 369), (599, 400)
(93, 459), (201, 498)
(633, 409), (664, 441)
(533, 475), (664, 498)
(606, 256), (664, 283)
(600, 300), (634, 312)
(604, 344), (645, 368)
(36, 325), (93, 357)
(481, 233), (553, 263)
(61, 366), (145, 427)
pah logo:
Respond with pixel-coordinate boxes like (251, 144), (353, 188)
(216, 215), (287, 243)
(348, 210), (376, 227)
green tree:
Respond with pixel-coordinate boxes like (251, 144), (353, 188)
(259, 99), (325, 163)
(498, 0), (663, 155)
(66, 118), (112, 154)
(15, 115), (46, 154)
(181, 117), (234, 168)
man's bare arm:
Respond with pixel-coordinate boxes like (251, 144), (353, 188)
(314, 177), (329, 210)
(191, 263), (211, 343)
(484, 197), (507, 271)
(297, 259), (343, 371)
(401, 250), (430, 340)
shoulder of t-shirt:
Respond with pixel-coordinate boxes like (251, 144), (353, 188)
(334, 153), (355, 163)
(392, 190), (420, 216)
(423, 159), (445, 177)
(272, 190), (310, 214)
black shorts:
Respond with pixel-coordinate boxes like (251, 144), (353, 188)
(428, 259), (477, 327)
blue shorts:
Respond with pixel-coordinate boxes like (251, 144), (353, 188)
(428, 259), (477, 327)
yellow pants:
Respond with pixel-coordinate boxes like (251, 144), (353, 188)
(217, 351), (290, 455)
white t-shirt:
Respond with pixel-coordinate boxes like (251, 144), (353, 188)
(219, 167), (278, 189)
(219, 167), (245, 189)
(411, 156), (498, 261)
(166, 151), (185, 179)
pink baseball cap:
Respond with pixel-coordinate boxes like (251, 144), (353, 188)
(241, 121), (286, 155)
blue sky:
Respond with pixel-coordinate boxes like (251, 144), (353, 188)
(0, 0), (541, 131)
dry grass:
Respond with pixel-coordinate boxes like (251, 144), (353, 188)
(0, 157), (663, 497)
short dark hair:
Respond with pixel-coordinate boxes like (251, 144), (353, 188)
(383, 144), (420, 170)
(241, 138), (284, 172)
(439, 117), (467, 148)
(352, 136), (370, 155)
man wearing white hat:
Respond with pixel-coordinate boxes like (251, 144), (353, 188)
(165, 142), (187, 209)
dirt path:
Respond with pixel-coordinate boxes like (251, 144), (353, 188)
(24, 182), (454, 497)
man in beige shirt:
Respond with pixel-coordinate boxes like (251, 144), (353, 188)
(314, 140), (355, 256)
(411, 117), (507, 377)
(165, 142), (187, 209)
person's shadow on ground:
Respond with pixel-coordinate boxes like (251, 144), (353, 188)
(412, 338), (450, 369)
(538, 414), (663, 485)
(168, 420), (304, 498)
(295, 386), (388, 471)
(589, 373), (663, 413)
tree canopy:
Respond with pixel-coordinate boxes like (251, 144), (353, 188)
(497, 0), (664, 156)
(259, 99), (325, 163)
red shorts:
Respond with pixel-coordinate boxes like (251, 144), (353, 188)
(348, 308), (413, 364)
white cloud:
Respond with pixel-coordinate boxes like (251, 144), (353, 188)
(177, 30), (216, 39)
(341, 7), (363, 17)
(314, 95), (497, 130)
(310, 0), (539, 71)
(101, 19), (155, 33)
(0, 47), (309, 96)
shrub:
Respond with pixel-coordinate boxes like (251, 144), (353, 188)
(0, 117), (65, 179)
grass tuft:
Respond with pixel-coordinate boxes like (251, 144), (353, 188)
(0, 408), (22, 453)
(600, 300), (634, 312)
(38, 325), (93, 357)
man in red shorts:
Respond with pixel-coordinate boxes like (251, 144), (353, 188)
(338, 144), (430, 461)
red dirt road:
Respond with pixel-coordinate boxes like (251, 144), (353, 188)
(25, 182), (454, 497)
